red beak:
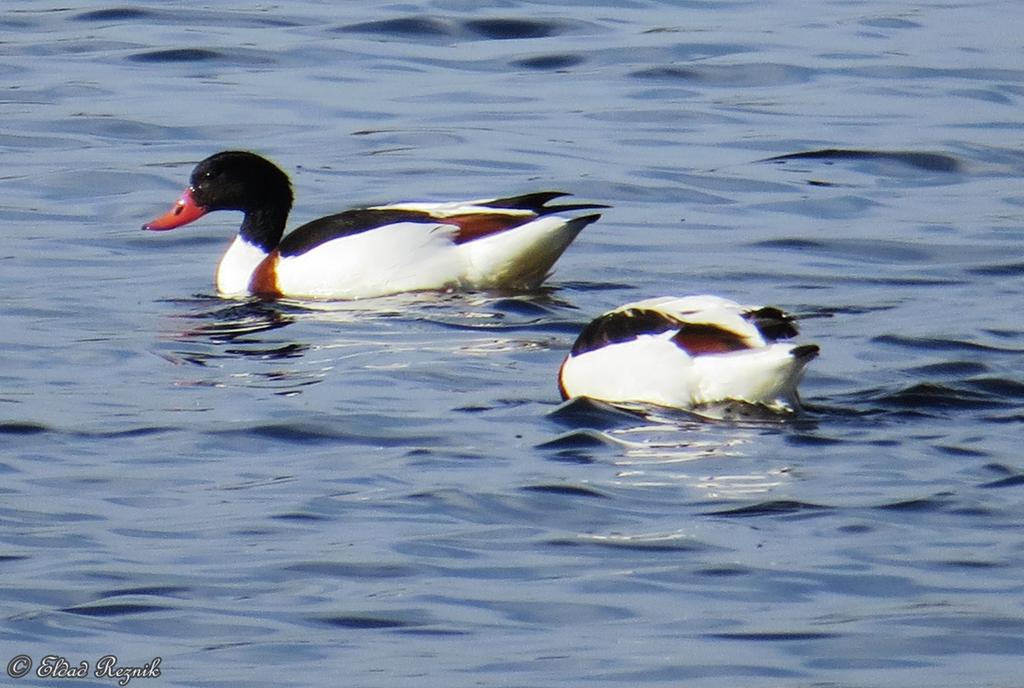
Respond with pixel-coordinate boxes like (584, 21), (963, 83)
(142, 187), (208, 231)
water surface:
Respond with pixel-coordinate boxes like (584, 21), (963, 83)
(2, 1), (1023, 686)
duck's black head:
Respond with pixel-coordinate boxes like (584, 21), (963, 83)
(187, 151), (294, 214)
(144, 151), (295, 251)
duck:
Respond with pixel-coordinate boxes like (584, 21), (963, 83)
(558, 295), (819, 412)
(143, 151), (605, 300)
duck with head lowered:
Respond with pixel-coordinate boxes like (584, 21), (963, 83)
(143, 151), (605, 300)
(558, 295), (819, 413)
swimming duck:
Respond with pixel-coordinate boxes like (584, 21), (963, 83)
(143, 151), (604, 299)
(558, 295), (818, 412)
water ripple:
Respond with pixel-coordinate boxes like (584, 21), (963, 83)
(62, 602), (170, 617)
(73, 8), (161, 22)
(703, 500), (832, 518)
(762, 148), (964, 173)
(128, 47), (275, 65)
(520, 484), (608, 499)
(313, 614), (423, 630)
(631, 63), (815, 87)
(513, 54), (587, 70)
(334, 16), (588, 42)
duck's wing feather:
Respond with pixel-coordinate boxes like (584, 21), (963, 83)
(278, 208), (432, 256)
(279, 193), (606, 256)
(743, 306), (800, 341)
(570, 306), (756, 357)
(618, 295), (802, 345)
(571, 296), (804, 358)
(570, 308), (681, 356)
(477, 191), (610, 215)
(670, 323), (753, 355)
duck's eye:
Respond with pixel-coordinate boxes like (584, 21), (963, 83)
(192, 170), (215, 190)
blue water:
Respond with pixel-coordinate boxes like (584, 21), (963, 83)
(3, 1), (1024, 686)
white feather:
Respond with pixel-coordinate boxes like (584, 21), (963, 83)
(273, 222), (463, 300)
(370, 199), (535, 217)
(217, 235), (269, 296)
(459, 215), (587, 288)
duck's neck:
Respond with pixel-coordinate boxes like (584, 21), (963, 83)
(238, 205), (290, 253)
(216, 204), (290, 296)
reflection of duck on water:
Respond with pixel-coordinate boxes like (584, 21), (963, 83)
(154, 298), (306, 367)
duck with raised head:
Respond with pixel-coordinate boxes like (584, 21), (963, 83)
(143, 151), (605, 300)
(558, 295), (819, 412)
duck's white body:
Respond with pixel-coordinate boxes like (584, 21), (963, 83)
(558, 295), (818, 412)
(217, 203), (593, 300)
